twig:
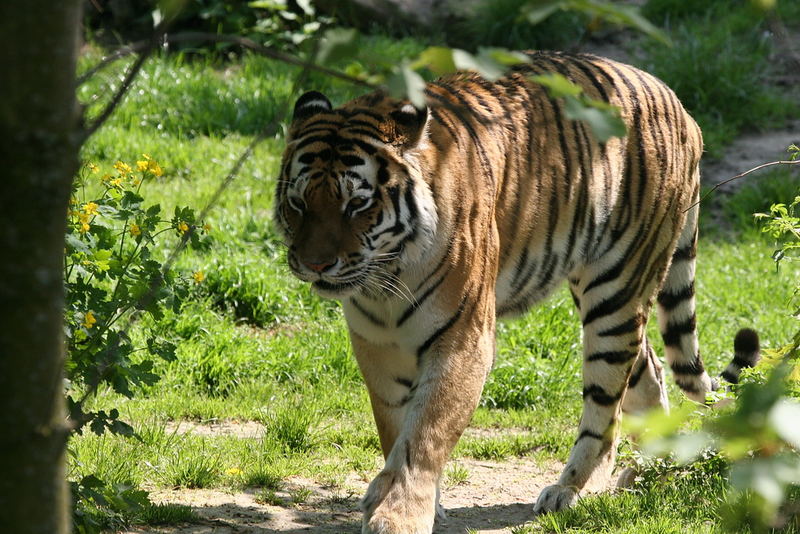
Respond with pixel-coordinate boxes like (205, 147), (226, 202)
(687, 159), (800, 211)
(79, 17), (174, 142)
(77, 31), (378, 90)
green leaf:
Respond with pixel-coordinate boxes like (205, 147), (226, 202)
(769, 398), (800, 448)
(412, 47), (456, 76)
(387, 64), (427, 108)
(563, 96), (627, 143)
(94, 249), (112, 261)
(452, 49), (505, 81)
(530, 73), (583, 98)
(316, 28), (359, 65)
(66, 234), (90, 254)
(248, 0), (286, 9)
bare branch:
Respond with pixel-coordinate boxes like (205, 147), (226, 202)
(79, 17), (174, 142)
(688, 159), (800, 211)
(77, 31), (379, 90)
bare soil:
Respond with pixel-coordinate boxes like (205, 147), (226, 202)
(123, 420), (622, 534)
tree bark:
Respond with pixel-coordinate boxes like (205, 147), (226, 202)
(0, 2), (83, 533)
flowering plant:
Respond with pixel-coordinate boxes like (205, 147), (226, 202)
(64, 155), (209, 435)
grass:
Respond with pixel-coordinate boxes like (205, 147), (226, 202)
(637, 0), (799, 158)
(68, 18), (800, 532)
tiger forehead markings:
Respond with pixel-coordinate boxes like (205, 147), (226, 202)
(273, 51), (759, 534)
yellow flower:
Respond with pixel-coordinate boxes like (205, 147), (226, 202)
(114, 161), (132, 175)
(129, 223), (141, 237)
(224, 467), (243, 477)
(178, 221), (189, 234)
(82, 311), (96, 329)
(69, 196), (77, 205)
(136, 160), (149, 172)
(202, 223), (212, 233)
(147, 160), (164, 177)
(88, 162), (99, 174)
(132, 177), (141, 186)
(110, 178), (123, 188)
(79, 222), (90, 234)
(82, 202), (99, 215)
(78, 212), (90, 224)
(193, 270), (205, 284)
(100, 173), (113, 184)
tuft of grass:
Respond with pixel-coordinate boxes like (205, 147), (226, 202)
(444, 462), (470, 487)
(289, 487), (313, 505)
(257, 488), (286, 506)
(135, 503), (200, 525)
(157, 439), (221, 488)
(262, 403), (318, 454)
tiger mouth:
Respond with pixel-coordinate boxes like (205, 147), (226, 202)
(312, 278), (363, 296)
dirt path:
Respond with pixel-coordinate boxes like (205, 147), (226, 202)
(125, 420), (623, 534)
(125, 457), (568, 534)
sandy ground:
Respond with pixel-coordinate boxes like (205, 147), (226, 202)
(125, 455), (567, 534)
(124, 420), (621, 534)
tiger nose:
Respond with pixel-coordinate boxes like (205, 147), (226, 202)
(303, 259), (336, 273)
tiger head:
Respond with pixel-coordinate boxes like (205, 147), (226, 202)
(274, 90), (438, 299)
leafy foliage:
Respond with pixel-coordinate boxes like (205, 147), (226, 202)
(65, 157), (209, 532)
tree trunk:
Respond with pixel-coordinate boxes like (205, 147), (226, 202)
(0, 2), (83, 533)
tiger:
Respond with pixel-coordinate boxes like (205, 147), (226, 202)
(273, 50), (761, 534)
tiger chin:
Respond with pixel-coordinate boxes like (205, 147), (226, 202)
(273, 51), (760, 534)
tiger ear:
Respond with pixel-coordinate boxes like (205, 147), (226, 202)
(292, 91), (332, 123)
(390, 103), (428, 149)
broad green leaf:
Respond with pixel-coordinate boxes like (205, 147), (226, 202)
(316, 28), (359, 65)
(94, 249), (113, 261)
(412, 47), (456, 76)
(769, 398), (800, 448)
(452, 49), (504, 81)
(530, 73), (583, 98)
(387, 64), (427, 108)
(485, 48), (531, 67)
(564, 96), (627, 142)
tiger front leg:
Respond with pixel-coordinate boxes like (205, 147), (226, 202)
(351, 316), (495, 534)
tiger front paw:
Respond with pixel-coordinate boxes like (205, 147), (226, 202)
(533, 484), (578, 514)
(361, 470), (435, 534)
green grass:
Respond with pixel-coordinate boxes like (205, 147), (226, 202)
(637, 0), (799, 158)
(69, 28), (800, 533)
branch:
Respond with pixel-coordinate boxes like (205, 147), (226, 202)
(79, 17), (174, 142)
(687, 159), (800, 211)
(77, 31), (378, 90)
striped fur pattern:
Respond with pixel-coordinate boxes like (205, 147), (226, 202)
(274, 51), (759, 533)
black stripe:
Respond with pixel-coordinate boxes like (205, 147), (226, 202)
(670, 357), (704, 375)
(397, 273), (446, 327)
(732, 354), (756, 369)
(675, 378), (699, 394)
(597, 316), (640, 337)
(672, 242), (696, 261)
(627, 356), (649, 389)
(350, 299), (386, 328)
(395, 377), (413, 388)
(661, 314), (697, 347)
(416, 296), (468, 362)
(586, 350), (636, 364)
(576, 430), (604, 442)
(657, 282), (694, 311)
(721, 369), (738, 383)
(583, 384), (622, 406)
